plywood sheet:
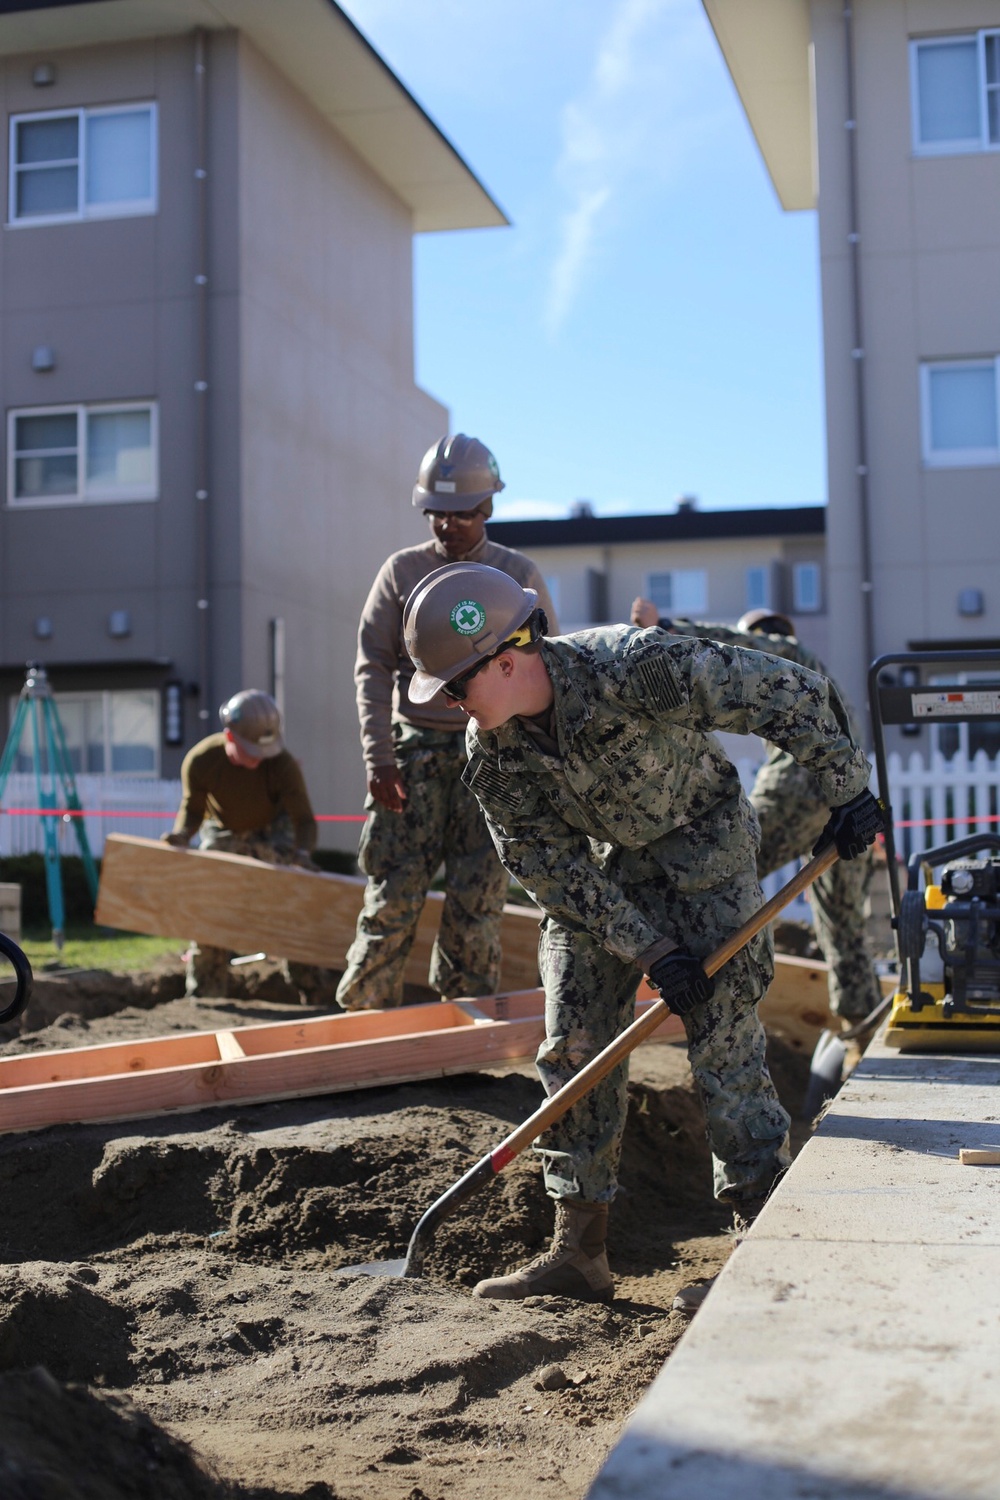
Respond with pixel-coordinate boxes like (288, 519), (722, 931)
(95, 835), (540, 991)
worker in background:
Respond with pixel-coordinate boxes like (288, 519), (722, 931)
(164, 689), (321, 1002)
(630, 600), (882, 1026)
(336, 435), (558, 1012)
(402, 563), (882, 1304)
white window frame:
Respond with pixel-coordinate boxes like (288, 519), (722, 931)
(792, 561), (823, 614)
(6, 688), (162, 778)
(646, 569), (708, 618)
(745, 565), (770, 612)
(920, 359), (1000, 468)
(8, 102), (158, 226)
(7, 401), (159, 507)
(910, 31), (1000, 156)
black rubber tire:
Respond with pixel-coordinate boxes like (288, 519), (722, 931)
(0, 930), (32, 1024)
(897, 889), (929, 966)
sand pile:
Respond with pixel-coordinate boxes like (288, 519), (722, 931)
(0, 972), (809, 1498)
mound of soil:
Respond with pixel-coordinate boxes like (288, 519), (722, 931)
(0, 972), (812, 1499)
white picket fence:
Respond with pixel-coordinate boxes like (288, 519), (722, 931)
(880, 748), (1000, 864)
(745, 749), (1000, 919)
(0, 774), (181, 857)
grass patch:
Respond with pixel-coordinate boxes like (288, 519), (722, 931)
(18, 927), (183, 975)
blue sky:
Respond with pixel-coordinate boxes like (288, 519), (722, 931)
(339, 0), (826, 520)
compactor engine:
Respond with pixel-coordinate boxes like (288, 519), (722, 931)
(888, 839), (1000, 1048)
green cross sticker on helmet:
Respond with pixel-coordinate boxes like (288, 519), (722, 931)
(451, 599), (487, 636)
(402, 562), (540, 704)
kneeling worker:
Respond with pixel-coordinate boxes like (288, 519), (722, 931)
(630, 599), (882, 1025)
(164, 690), (320, 1000)
(403, 563), (882, 1303)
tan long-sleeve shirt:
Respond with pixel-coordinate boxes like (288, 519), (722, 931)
(354, 535), (558, 770)
(172, 734), (316, 850)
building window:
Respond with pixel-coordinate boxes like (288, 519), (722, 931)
(544, 575), (561, 623)
(920, 360), (1000, 467)
(7, 689), (160, 777)
(8, 402), (158, 505)
(648, 569), (707, 618)
(745, 566), (770, 612)
(792, 562), (822, 613)
(911, 33), (1000, 154)
(9, 103), (156, 224)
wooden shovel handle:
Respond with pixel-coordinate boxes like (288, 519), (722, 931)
(494, 844), (838, 1165)
(401, 844), (838, 1275)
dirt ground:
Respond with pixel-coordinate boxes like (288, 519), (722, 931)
(0, 950), (815, 1500)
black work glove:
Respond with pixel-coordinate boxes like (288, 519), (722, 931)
(812, 789), (884, 861)
(161, 831), (191, 848)
(647, 949), (715, 1015)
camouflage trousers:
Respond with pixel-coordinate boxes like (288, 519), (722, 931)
(534, 861), (790, 1209)
(186, 821), (327, 1002)
(752, 759), (881, 1020)
(335, 726), (508, 1010)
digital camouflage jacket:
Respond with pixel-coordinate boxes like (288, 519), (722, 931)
(463, 627), (872, 966)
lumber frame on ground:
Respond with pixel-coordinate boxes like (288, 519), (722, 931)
(0, 958), (851, 1134)
(0, 992), (685, 1134)
(95, 834), (541, 992)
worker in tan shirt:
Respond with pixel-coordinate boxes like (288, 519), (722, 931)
(336, 434), (558, 1011)
(165, 689), (320, 1000)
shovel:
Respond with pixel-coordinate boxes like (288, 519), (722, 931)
(801, 989), (893, 1118)
(346, 844), (838, 1278)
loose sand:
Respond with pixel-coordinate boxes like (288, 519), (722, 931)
(0, 957), (811, 1500)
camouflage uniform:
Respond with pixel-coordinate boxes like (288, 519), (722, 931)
(463, 627), (872, 1208)
(337, 536), (557, 1009)
(669, 620), (881, 1021)
(187, 818), (327, 1001)
(340, 723), (510, 1005)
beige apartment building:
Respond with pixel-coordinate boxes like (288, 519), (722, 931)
(489, 503), (829, 659)
(0, 0), (503, 847)
(704, 0), (1000, 732)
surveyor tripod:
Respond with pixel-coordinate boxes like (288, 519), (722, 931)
(0, 664), (99, 948)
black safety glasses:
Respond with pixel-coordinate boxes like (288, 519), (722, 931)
(441, 654), (494, 701)
(440, 620), (537, 702)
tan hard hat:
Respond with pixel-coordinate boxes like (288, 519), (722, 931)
(412, 434), (505, 513)
(219, 689), (284, 759)
(403, 562), (538, 703)
(737, 608), (795, 638)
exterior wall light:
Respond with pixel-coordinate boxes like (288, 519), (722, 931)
(32, 346), (56, 372)
(164, 681), (184, 745)
(958, 588), (984, 617)
(34, 616), (53, 640)
(107, 610), (132, 638)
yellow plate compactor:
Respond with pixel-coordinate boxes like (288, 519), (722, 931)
(870, 650), (1000, 1052)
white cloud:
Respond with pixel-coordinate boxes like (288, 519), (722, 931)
(544, 0), (718, 336)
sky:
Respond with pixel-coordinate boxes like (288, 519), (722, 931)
(338, 0), (826, 520)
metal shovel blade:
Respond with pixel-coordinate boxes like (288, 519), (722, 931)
(338, 846), (841, 1280)
(802, 1028), (847, 1119)
(340, 1257), (408, 1277)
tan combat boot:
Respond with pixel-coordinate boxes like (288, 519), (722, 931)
(473, 1200), (613, 1303)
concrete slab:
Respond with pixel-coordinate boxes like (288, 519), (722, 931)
(589, 1036), (1000, 1499)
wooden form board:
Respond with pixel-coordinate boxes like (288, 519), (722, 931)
(757, 954), (896, 1053)
(0, 991), (685, 1135)
(0, 956), (848, 1135)
(95, 834), (541, 992)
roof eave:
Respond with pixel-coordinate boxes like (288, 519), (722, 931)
(701, 0), (815, 212)
(0, 0), (508, 232)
